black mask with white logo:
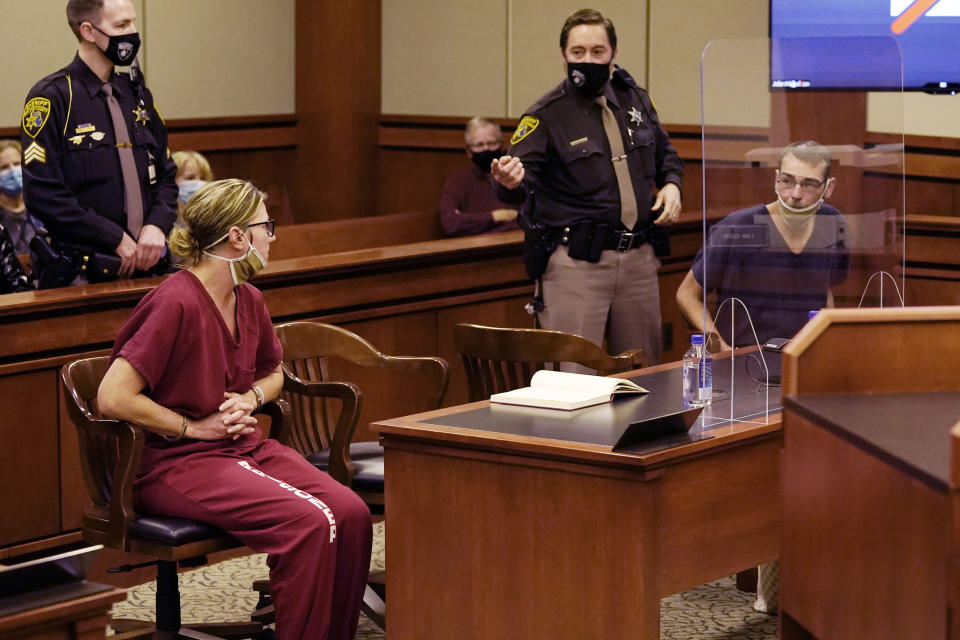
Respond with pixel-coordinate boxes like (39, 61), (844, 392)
(470, 148), (503, 173)
(91, 24), (141, 66)
(567, 62), (611, 96)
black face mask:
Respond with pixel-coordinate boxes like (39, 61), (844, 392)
(567, 62), (610, 96)
(91, 24), (141, 66)
(470, 148), (503, 173)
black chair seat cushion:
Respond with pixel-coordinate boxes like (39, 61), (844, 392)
(130, 515), (227, 546)
(307, 441), (383, 493)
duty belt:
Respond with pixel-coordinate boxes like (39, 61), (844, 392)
(549, 224), (648, 252)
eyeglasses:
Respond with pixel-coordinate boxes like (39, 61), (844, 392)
(247, 219), (275, 237)
(776, 174), (826, 194)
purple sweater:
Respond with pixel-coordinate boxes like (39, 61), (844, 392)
(438, 165), (520, 237)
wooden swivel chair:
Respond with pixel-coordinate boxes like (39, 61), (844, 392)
(454, 323), (647, 401)
(273, 320), (450, 631)
(61, 356), (283, 640)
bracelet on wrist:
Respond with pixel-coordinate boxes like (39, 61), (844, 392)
(162, 414), (188, 442)
(251, 385), (265, 411)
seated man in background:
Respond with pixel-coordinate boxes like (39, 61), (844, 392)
(676, 141), (850, 349)
(438, 117), (520, 237)
(0, 140), (42, 256)
(173, 149), (214, 206)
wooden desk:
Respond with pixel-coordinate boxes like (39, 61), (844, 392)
(0, 582), (125, 640)
(375, 360), (782, 639)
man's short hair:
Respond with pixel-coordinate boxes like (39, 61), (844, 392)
(464, 117), (499, 144)
(779, 141), (832, 179)
(66, 0), (104, 41)
(559, 8), (617, 52)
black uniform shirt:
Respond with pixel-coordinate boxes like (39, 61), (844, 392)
(21, 54), (178, 252)
(497, 70), (683, 230)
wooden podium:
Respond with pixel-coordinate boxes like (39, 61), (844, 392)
(780, 306), (960, 639)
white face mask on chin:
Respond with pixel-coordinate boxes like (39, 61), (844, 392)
(776, 191), (824, 215)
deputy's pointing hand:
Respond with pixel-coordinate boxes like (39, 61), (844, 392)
(491, 155), (524, 190)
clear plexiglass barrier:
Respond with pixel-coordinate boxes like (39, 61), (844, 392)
(692, 37), (904, 428)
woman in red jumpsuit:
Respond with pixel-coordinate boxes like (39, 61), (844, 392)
(97, 178), (372, 640)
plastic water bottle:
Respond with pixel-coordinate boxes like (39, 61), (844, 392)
(682, 334), (712, 408)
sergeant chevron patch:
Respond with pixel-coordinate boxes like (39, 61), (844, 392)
(24, 141), (46, 165)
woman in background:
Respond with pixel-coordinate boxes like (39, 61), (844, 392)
(173, 149), (215, 206)
(0, 140), (42, 256)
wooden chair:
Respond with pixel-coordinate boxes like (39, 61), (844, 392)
(274, 320), (450, 631)
(61, 356), (282, 640)
(454, 323), (647, 401)
(274, 321), (448, 508)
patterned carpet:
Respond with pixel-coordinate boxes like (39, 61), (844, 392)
(110, 520), (777, 639)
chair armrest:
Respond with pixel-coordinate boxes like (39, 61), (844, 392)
(378, 355), (450, 410)
(616, 348), (647, 370)
(281, 366), (362, 486)
(256, 397), (292, 441)
(74, 416), (146, 550)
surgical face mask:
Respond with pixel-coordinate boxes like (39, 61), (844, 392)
(470, 148), (502, 173)
(776, 189), (825, 216)
(0, 166), (22, 197)
(566, 61), (611, 96)
(91, 24), (141, 66)
(178, 179), (207, 205)
(203, 231), (266, 286)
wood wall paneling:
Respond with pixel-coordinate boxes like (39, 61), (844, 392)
(295, 0), (381, 222)
(377, 148), (466, 216)
(0, 370), (60, 546)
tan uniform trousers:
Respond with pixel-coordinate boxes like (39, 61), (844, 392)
(539, 243), (662, 368)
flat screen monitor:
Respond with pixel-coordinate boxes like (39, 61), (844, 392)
(770, 0), (960, 93)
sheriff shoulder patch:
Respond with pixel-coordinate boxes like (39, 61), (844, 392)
(22, 97), (51, 139)
(24, 141), (46, 165)
(510, 115), (540, 145)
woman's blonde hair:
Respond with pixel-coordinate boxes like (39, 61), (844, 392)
(172, 150), (214, 181)
(169, 179), (265, 266)
(0, 139), (22, 156)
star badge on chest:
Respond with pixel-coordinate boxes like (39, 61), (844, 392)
(628, 106), (643, 125)
(133, 104), (150, 125)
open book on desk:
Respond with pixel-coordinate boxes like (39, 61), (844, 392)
(489, 370), (649, 411)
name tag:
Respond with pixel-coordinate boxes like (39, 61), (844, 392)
(569, 137), (588, 147)
(148, 163), (156, 184)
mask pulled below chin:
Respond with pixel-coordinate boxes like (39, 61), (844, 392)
(203, 233), (267, 286)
